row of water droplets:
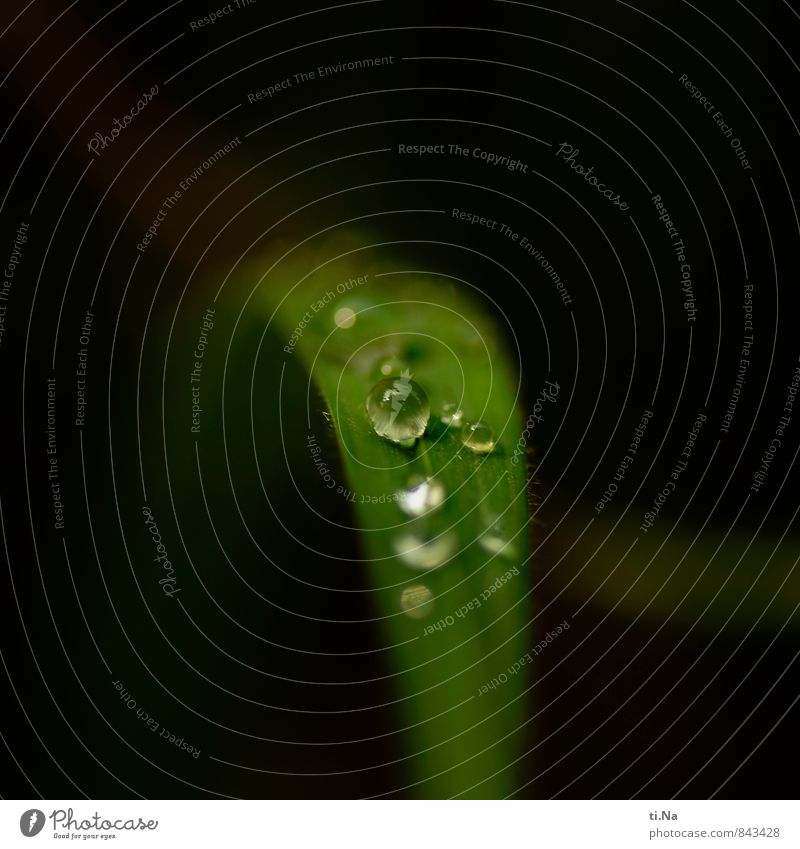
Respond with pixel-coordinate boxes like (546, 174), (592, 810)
(362, 359), (510, 620)
(365, 366), (496, 453)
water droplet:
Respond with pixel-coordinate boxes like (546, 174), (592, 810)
(478, 511), (516, 558)
(461, 420), (495, 453)
(365, 372), (430, 444)
(400, 583), (434, 619)
(377, 357), (406, 377)
(397, 476), (446, 517)
(478, 523), (516, 559)
(440, 403), (464, 428)
(392, 529), (456, 570)
(334, 307), (356, 329)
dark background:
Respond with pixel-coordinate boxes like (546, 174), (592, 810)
(0, 0), (798, 798)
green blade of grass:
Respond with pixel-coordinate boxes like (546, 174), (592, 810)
(255, 244), (533, 797)
(553, 512), (800, 633)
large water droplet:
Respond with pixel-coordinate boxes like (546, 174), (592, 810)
(397, 476), (446, 517)
(392, 529), (457, 569)
(461, 420), (496, 453)
(365, 373), (430, 443)
(400, 583), (434, 619)
(440, 402), (464, 428)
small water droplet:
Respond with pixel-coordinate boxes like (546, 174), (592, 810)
(440, 403), (464, 428)
(334, 307), (356, 328)
(478, 526), (516, 558)
(392, 529), (456, 569)
(477, 512), (517, 559)
(365, 372), (430, 444)
(461, 420), (495, 453)
(400, 583), (434, 619)
(397, 476), (446, 517)
(377, 357), (406, 377)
